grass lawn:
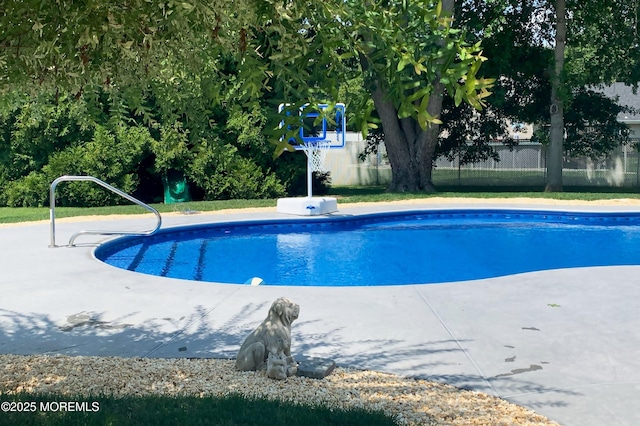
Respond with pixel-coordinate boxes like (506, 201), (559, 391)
(2, 185), (640, 224)
(0, 393), (397, 426)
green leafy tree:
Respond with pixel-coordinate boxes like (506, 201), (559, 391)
(0, 1), (258, 109)
(357, 0), (493, 191)
(2, 0), (494, 195)
(535, 0), (639, 191)
(535, 88), (633, 159)
(257, 0), (494, 191)
(1, 13), (304, 206)
(437, 0), (635, 173)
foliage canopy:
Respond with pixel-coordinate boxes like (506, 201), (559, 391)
(1, 0), (495, 199)
(437, 0), (639, 174)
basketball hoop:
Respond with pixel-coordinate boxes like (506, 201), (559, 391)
(300, 140), (332, 172)
(277, 102), (345, 201)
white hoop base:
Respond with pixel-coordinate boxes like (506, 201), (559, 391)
(276, 197), (338, 216)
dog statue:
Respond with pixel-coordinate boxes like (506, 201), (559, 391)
(235, 297), (299, 379)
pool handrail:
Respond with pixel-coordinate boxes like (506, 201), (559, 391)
(49, 175), (162, 247)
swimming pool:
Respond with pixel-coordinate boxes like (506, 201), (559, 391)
(94, 209), (640, 286)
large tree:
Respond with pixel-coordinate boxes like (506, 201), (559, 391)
(265, 0), (493, 192)
(1, 0), (493, 194)
(436, 0), (639, 190)
(544, 0), (640, 191)
(360, 0), (479, 192)
(546, 0), (566, 191)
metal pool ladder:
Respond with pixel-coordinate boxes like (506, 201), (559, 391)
(49, 175), (162, 247)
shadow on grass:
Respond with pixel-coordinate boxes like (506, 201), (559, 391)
(0, 393), (397, 426)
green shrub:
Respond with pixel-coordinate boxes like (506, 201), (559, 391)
(187, 139), (285, 200)
(1, 171), (50, 207)
(4, 124), (152, 207)
(0, 92), (319, 207)
(151, 122), (193, 173)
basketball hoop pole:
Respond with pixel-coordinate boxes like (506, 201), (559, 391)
(307, 152), (313, 199)
(302, 140), (331, 199)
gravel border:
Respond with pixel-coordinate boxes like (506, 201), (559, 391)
(0, 354), (558, 425)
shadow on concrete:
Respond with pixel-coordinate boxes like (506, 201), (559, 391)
(0, 303), (578, 411)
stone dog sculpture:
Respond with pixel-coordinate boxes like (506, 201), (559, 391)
(235, 297), (299, 379)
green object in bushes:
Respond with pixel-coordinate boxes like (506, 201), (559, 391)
(162, 170), (191, 204)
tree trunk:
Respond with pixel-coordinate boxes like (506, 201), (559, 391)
(371, 85), (420, 191)
(369, 0), (453, 192)
(546, 0), (566, 192)
(417, 80), (446, 192)
(371, 81), (443, 192)
(416, 0), (454, 192)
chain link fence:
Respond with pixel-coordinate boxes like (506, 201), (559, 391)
(431, 139), (640, 187)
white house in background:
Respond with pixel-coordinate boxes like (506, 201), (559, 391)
(596, 82), (640, 138)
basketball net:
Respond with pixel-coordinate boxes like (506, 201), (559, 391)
(300, 140), (332, 172)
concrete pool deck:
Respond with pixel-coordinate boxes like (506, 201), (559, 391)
(1, 199), (639, 425)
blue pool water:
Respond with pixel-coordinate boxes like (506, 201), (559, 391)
(94, 209), (640, 286)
